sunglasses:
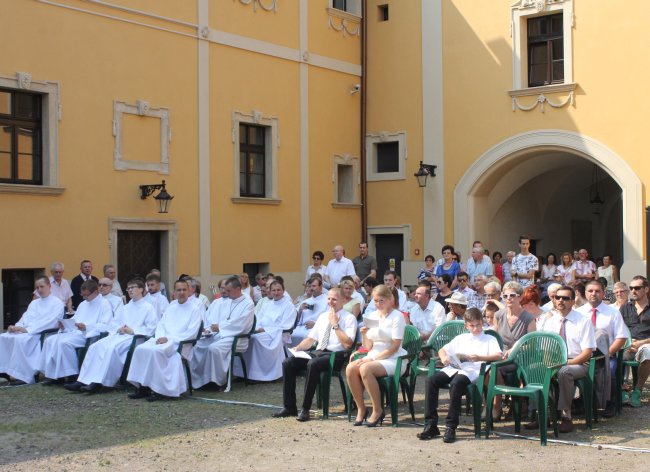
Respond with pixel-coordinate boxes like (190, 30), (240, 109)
(503, 293), (519, 299)
(629, 286), (646, 291)
(554, 295), (573, 301)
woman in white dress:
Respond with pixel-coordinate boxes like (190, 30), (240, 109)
(556, 252), (575, 286)
(597, 255), (619, 292)
(346, 285), (406, 427)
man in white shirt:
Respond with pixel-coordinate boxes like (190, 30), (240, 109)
(454, 272), (475, 299)
(103, 264), (123, 298)
(39, 279), (113, 383)
(127, 279), (203, 401)
(0, 276), (63, 385)
(364, 271), (407, 313)
(576, 280), (629, 417)
(572, 248), (597, 284)
(410, 284), (446, 341)
(190, 276), (254, 391)
(540, 285), (596, 433)
(291, 276), (328, 346)
(510, 235), (539, 289)
(273, 288), (356, 421)
(47, 262), (73, 313)
(466, 247), (493, 285)
(144, 273), (170, 320)
(325, 245), (356, 287)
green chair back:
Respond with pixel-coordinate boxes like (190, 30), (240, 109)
(402, 325), (422, 358)
(509, 332), (567, 386)
(426, 320), (466, 352)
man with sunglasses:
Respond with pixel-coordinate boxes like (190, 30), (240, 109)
(620, 276), (650, 407)
(541, 285), (596, 433)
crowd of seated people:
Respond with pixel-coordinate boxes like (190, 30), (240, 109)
(0, 239), (647, 444)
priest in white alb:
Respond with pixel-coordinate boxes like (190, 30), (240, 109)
(144, 272), (170, 320)
(236, 279), (296, 382)
(99, 277), (124, 314)
(39, 279), (113, 382)
(190, 275), (254, 392)
(0, 276), (63, 385)
(64, 278), (158, 393)
(127, 279), (203, 401)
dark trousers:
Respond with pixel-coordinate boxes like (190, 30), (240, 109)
(424, 371), (471, 428)
(282, 350), (346, 411)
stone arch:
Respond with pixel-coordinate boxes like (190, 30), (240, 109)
(453, 129), (644, 279)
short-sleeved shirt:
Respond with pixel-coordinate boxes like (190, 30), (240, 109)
(576, 302), (629, 343)
(352, 255), (377, 281)
(511, 253), (539, 288)
(441, 332), (502, 383)
(466, 258), (493, 284)
(409, 299), (446, 336)
(325, 257), (356, 286)
(620, 302), (650, 340)
(467, 292), (487, 310)
(435, 261), (460, 281)
(308, 309), (357, 351)
(573, 260), (597, 278)
(543, 310), (596, 358)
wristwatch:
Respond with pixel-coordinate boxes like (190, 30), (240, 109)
(332, 323), (340, 330)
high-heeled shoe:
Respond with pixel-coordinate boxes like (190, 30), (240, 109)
(366, 409), (385, 427)
(353, 410), (369, 426)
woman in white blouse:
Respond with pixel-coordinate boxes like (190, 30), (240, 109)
(346, 285), (406, 427)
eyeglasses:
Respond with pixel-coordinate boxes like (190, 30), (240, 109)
(630, 286), (646, 291)
(126, 286), (139, 291)
(554, 295), (573, 301)
(458, 279), (468, 283)
(503, 293), (519, 299)
(313, 257), (321, 260)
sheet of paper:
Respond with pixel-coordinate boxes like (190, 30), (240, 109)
(362, 315), (379, 329)
(287, 348), (312, 360)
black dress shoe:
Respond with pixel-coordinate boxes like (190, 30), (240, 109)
(443, 427), (456, 443)
(602, 402), (616, 418)
(296, 409), (311, 422)
(80, 383), (102, 394)
(272, 408), (298, 418)
(64, 381), (84, 392)
(146, 393), (163, 402)
(417, 423), (441, 440)
(128, 387), (152, 399)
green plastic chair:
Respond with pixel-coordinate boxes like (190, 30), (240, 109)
(76, 332), (109, 367)
(485, 331), (568, 446)
(346, 325), (422, 426)
(575, 353), (603, 429)
(410, 321), (467, 387)
(225, 316), (256, 392)
(177, 322), (204, 395)
(615, 337), (639, 411)
(120, 334), (152, 387)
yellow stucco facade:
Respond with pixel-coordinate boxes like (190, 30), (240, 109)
(1, 0), (648, 316)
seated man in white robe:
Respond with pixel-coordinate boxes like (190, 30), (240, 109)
(190, 276), (254, 391)
(127, 279), (203, 401)
(254, 278), (272, 315)
(290, 276), (328, 346)
(64, 278), (157, 393)
(0, 276), (63, 385)
(236, 279), (296, 382)
(99, 277), (124, 314)
(39, 279), (113, 383)
(144, 272), (170, 320)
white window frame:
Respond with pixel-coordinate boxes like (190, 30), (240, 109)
(113, 100), (170, 174)
(365, 131), (407, 182)
(231, 110), (280, 204)
(331, 153), (360, 207)
(0, 72), (63, 195)
(510, 0), (574, 91)
(329, 0), (361, 16)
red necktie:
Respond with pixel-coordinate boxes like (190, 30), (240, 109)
(591, 307), (597, 327)
(559, 318), (567, 341)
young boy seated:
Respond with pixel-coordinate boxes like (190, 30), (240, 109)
(417, 307), (502, 443)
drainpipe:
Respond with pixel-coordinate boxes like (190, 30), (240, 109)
(360, 0), (368, 242)
(646, 206), (650, 280)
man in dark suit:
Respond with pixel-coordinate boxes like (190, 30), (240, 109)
(70, 260), (98, 311)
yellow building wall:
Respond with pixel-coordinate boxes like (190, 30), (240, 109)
(365, 0), (424, 260)
(442, 0), (650, 245)
(0, 1), (199, 276)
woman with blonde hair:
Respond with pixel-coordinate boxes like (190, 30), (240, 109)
(346, 285), (406, 427)
(340, 279), (361, 319)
